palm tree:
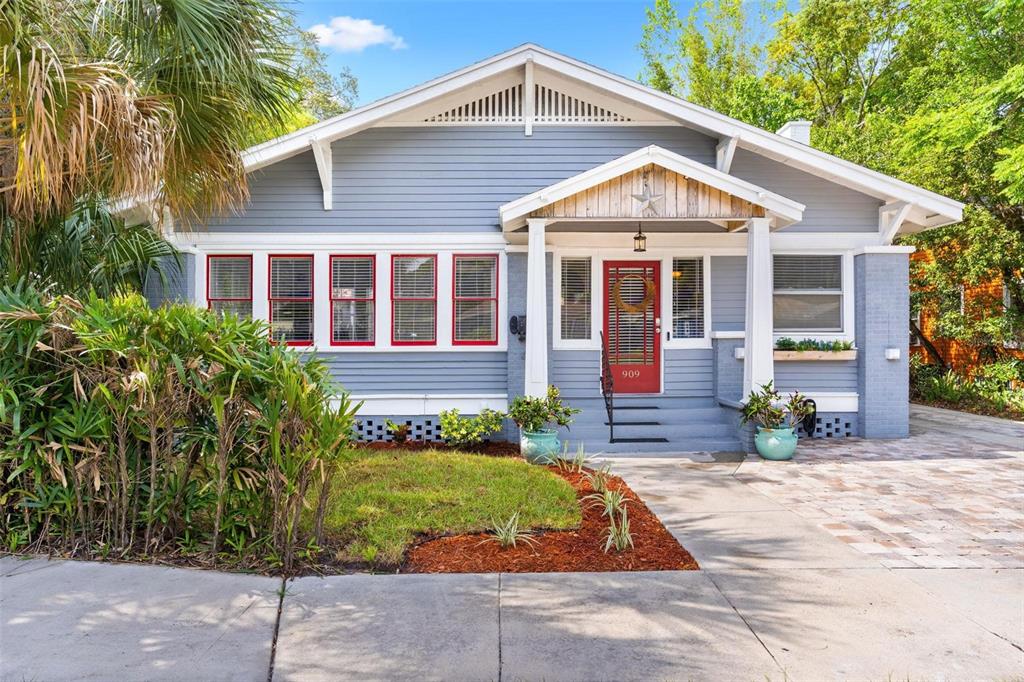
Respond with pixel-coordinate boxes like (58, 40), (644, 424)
(0, 0), (300, 282)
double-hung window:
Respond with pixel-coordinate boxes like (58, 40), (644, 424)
(671, 257), (704, 339)
(392, 255), (436, 345)
(269, 255), (314, 345)
(773, 255), (843, 332)
(560, 257), (592, 340)
(453, 254), (498, 345)
(330, 256), (375, 345)
(207, 255), (252, 319)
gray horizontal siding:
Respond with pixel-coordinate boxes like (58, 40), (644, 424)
(775, 361), (858, 392)
(208, 126), (716, 233)
(145, 253), (194, 308)
(551, 350), (600, 398)
(730, 148), (881, 232)
(317, 351), (507, 395)
(665, 349), (713, 397)
(710, 255), (745, 332)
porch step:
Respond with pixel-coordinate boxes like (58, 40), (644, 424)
(564, 436), (745, 455)
(611, 437), (669, 444)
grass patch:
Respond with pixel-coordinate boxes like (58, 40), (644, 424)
(319, 449), (581, 566)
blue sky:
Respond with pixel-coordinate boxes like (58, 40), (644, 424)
(296, 1), (699, 105)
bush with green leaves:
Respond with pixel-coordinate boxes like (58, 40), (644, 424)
(508, 385), (580, 433)
(740, 381), (814, 430)
(438, 408), (506, 447)
(0, 284), (359, 572)
(910, 356), (1024, 418)
(775, 337), (855, 352)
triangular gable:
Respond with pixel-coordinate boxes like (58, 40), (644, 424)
(500, 146), (804, 230)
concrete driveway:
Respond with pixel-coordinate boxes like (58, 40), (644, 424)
(2, 406), (1022, 681)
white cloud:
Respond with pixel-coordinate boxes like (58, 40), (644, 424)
(309, 16), (408, 53)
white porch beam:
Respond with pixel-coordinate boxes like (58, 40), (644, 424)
(310, 138), (333, 210)
(524, 218), (549, 397)
(716, 136), (738, 173)
(879, 200), (912, 244)
(742, 217), (774, 399)
(524, 58), (535, 137)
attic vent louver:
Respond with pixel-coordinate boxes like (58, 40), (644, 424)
(424, 84), (632, 124)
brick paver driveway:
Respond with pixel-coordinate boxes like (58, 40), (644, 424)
(734, 404), (1024, 569)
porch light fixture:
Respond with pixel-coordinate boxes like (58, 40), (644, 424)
(633, 222), (647, 253)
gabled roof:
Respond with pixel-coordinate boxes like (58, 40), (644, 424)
(499, 145), (805, 230)
(243, 43), (963, 233)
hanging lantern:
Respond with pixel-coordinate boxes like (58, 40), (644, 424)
(633, 222), (647, 252)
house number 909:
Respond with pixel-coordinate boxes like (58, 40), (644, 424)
(621, 369), (641, 379)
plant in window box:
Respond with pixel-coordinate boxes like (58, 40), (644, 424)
(740, 381), (815, 460)
(508, 386), (580, 463)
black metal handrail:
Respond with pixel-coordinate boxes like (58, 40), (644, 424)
(599, 330), (614, 443)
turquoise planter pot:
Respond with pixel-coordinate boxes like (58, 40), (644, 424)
(520, 429), (560, 464)
(754, 426), (799, 460)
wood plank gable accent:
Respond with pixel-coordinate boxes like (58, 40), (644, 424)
(529, 163), (766, 221)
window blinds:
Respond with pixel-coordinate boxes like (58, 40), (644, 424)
(772, 255), (843, 331)
(208, 256), (252, 319)
(671, 258), (704, 338)
(269, 256), (313, 344)
(560, 257), (591, 340)
(392, 256), (436, 343)
(454, 255), (497, 343)
(331, 256), (374, 344)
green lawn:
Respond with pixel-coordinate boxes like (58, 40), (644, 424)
(319, 449), (581, 566)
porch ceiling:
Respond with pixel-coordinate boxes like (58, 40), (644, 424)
(499, 145), (805, 232)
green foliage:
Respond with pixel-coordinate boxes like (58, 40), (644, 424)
(584, 464), (613, 494)
(385, 419), (410, 444)
(439, 408), (506, 448)
(508, 386), (580, 433)
(775, 337), (855, 351)
(603, 507), (634, 554)
(741, 381), (814, 430)
(484, 512), (539, 550)
(0, 284), (359, 572)
(584, 488), (628, 520)
(911, 355), (1024, 419)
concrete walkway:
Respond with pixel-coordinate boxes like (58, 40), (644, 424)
(2, 408), (1022, 681)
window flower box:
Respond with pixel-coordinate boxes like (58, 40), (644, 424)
(773, 349), (857, 361)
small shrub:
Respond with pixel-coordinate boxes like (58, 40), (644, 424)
(386, 419), (410, 444)
(741, 382), (814, 430)
(439, 408), (506, 447)
(509, 385), (580, 433)
(584, 464), (612, 494)
(584, 488), (628, 519)
(482, 512), (538, 549)
(603, 507), (633, 553)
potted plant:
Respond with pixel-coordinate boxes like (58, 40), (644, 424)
(508, 385), (579, 463)
(740, 381), (814, 460)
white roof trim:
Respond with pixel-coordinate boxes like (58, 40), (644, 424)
(241, 43), (963, 230)
(499, 145), (805, 230)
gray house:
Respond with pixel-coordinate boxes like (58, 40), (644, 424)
(145, 45), (963, 453)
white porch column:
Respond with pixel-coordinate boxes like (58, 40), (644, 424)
(742, 217), (774, 398)
(524, 218), (549, 397)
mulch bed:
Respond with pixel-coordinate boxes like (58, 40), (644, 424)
(404, 466), (699, 573)
(363, 440), (521, 457)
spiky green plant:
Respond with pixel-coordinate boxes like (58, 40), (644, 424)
(482, 512), (538, 549)
(584, 464), (613, 494)
(603, 507), (634, 554)
(583, 488), (628, 519)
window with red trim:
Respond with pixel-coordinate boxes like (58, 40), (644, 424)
(207, 255), (252, 319)
(269, 255), (313, 345)
(330, 255), (375, 345)
(392, 255), (436, 345)
(453, 254), (498, 345)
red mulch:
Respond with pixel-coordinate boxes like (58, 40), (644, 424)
(363, 440), (520, 457)
(404, 466), (699, 573)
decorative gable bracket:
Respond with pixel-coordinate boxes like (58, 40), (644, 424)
(310, 138), (332, 211)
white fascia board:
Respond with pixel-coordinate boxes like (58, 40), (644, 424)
(499, 145), (805, 229)
(351, 394), (509, 416)
(171, 231), (509, 252)
(236, 42), (963, 227)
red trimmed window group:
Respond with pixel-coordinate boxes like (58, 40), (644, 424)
(207, 253), (498, 346)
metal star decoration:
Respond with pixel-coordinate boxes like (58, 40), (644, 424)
(632, 174), (664, 216)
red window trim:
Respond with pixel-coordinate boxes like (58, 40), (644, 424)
(329, 254), (376, 347)
(452, 253), (499, 346)
(391, 253), (437, 346)
(206, 254), (253, 311)
(268, 254), (314, 347)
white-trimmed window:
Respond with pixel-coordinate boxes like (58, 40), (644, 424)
(671, 257), (704, 339)
(269, 255), (313, 346)
(330, 255), (374, 346)
(392, 255), (437, 345)
(453, 254), (498, 345)
(773, 255), (843, 332)
(207, 255), (252, 319)
(560, 257), (592, 340)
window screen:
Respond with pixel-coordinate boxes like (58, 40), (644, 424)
(331, 256), (374, 345)
(560, 257), (591, 340)
(269, 255), (313, 345)
(207, 256), (252, 319)
(773, 255), (843, 331)
(672, 258), (704, 338)
(454, 255), (497, 344)
(392, 255), (436, 344)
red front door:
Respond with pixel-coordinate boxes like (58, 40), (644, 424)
(603, 261), (661, 393)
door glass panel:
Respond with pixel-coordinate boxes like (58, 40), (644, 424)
(607, 265), (657, 367)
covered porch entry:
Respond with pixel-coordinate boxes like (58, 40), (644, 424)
(500, 146), (805, 451)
